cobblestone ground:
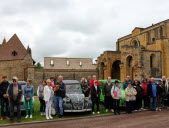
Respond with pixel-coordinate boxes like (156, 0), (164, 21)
(2, 110), (169, 128)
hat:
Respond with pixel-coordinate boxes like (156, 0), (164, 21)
(12, 76), (18, 80)
(94, 80), (98, 83)
(2, 76), (7, 78)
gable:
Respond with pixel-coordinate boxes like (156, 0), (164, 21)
(0, 34), (28, 61)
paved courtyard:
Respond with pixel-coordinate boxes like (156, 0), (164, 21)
(2, 110), (169, 128)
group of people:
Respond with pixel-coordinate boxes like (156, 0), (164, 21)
(1, 74), (169, 123)
(123, 76), (169, 114)
(0, 76), (34, 123)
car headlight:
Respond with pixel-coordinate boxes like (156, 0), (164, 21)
(66, 98), (71, 103)
(85, 97), (89, 102)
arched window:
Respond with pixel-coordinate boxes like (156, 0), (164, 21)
(12, 51), (17, 56)
(50, 60), (54, 66)
(131, 39), (139, 47)
(150, 54), (156, 68)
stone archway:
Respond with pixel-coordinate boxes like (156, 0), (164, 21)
(112, 60), (121, 80)
(126, 56), (134, 80)
(100, 62), (105, 79)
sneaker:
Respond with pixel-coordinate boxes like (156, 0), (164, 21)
(0, 117), (4, 120)
(46, 116), (50, 120)
(10, 120), (14, 123)
(30, 115), (32, 119)
(59, 115), (63, 118)
(25, 115), (29, 119)
(97, 111), (100, 114)
(49, 116), (53, 119)
(159, 109), (161, 111)
(111, 109), (114, 113)
(41, 113), (43, 116)
(106, 109), (108, 112)
(6, 117), (10, 120)
(17, 119), (21, 123)
(134, 110), (137, 112)
(92, 112), (95, 114)
(43, 112), (46, 115)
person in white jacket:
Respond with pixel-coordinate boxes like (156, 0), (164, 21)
(44, 79), (54, 120)
(111, 81), (122, 115)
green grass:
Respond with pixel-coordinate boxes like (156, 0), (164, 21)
(0, 100), (113, 124)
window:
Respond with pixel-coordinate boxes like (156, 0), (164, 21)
(50, 60), (54, 66)
(152, 38), (155, 42)
(67, 60), (70, 66)
(12, 51), (17, 56)
(80, 61), (82, 66)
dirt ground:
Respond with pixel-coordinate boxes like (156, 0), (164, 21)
(2, 110), (169, 128)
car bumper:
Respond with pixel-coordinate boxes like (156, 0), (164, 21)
(64, 109), (92, 112)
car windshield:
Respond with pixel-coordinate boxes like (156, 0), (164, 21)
(66, 84), (81, 91)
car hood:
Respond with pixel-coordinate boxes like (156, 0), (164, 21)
(66, 93), (85, 102)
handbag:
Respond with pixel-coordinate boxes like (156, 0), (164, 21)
(51, 106), (56, 115)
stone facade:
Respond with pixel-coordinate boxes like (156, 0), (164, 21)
(97, 19), (169, 81)
(0, 34), (35, 82)
(44, 57), (97, 70)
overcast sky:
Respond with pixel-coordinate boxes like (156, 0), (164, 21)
(0, 0), (168, 65)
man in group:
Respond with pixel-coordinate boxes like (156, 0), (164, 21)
(162, 76), (166, 85)
(53, 75), (65, 118)
(7, 76), (23, 123)
(102, 77), (114, 112)
(89, 75), (100, 91)
(148, 77), (158, 111)
(0, 76), (10, 120)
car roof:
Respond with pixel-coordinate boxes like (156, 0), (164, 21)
(63, 80), (79, 84)
(9, 81), (26, 85)
(99, 79), (121, 84)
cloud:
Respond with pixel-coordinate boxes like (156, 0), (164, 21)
(0, 0), (169, 65)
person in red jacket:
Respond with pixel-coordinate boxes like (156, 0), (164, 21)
(89, 75), (100, 94)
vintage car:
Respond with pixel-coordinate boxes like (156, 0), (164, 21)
(9, 81), (34, 112)
(99, 79), (126, 107)
(63, 80), (92, 112)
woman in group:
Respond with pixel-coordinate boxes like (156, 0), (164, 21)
(44, 79), (54, 119)
(133, 80), (143, 111)
(80, 77), (89, 97)
(37, 80), (47, 115)
(24, 79), (34, 119)
(111, 80), (122, 115)
(141, 78), (149, 110)
(125, 82), (137, 114)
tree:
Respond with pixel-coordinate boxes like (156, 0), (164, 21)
(34, 62), (43, 69)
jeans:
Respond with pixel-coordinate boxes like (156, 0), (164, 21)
(39, 98), (46, 113)
(92, 98), (100, 112)
(126, 101), (134, 113)
(104, 96), (113, 110)
(1, 98), (9, 118)
(143, 95), (149, 109)
(150, 96), (157, 110)
(113, 99), (120, 113)
(25, 98), (33, 115)
(9, 100), (21, 121)
(45, 100), (52, 118)
(53, 96), (63, 115)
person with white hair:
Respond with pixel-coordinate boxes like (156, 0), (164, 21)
(7, 76), (23, 123)
(148, 77), (158, 111)
(44, 79), (54, 120)
(165, 77), (169, 107)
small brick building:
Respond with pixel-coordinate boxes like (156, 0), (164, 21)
(0, 34), (35, 82)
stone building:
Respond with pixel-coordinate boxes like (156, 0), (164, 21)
(97, 19), (169, 81)
(0, 34), (35, 82)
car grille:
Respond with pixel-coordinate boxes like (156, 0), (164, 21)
(73, 102), (84, 110)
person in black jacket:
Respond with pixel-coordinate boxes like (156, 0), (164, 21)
(133, 80), (143, 111)
(7, 76), (23, 123)
(157, 80), (165, 111)
(0, 76), (10, 120)
(148, 77), (158, 111)
(53, 75), (65, 118)
(91, 80), (100, 114)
